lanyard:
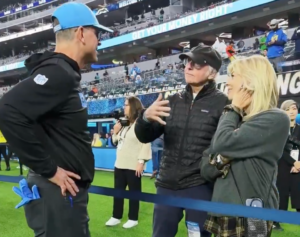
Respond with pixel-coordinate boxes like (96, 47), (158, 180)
(119, 125), (132, 139)
(290, 125), (296, 136)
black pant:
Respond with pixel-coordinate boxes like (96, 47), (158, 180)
(7, 146), (13, 158)
(25, 171), (90, 237)
(19, 161), (23, 175)
(113, 167), (141, 221)
(0, 145), (10, 168)
(277, 159), (300, 210)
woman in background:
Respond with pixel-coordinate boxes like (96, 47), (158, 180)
(99, 132), (107, 147)
(273, 100), (300, 231)
(201, 55), (290, 237)
(91, 133), (101, 147)
(106, 133), (114, 147)
(91, 133), (106, 147)
(105, 96), (151, 229)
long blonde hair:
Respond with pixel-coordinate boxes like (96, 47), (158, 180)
(227, 55), (278, 120)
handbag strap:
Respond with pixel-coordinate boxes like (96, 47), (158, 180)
(230, 166), (244, 204)
(230, 166), (275, 206)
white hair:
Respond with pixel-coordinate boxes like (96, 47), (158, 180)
(208, 66), (218, 80)
(209, 66), (217, 74)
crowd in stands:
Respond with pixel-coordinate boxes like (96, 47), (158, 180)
(0, 24), (296, 98)
(0, 45), (53, 65)
(0, 13), (297, 101)
(0, 0), (74, 23)
(1, 2), (29, 12)
(75, 21), (298, 100)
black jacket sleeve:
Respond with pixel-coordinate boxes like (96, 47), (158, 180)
(134, 109), (164, 143)
(0, 65), (73, 178)
(282, 151), (296, 166)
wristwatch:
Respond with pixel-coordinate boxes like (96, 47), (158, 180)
(138, 160), (145, 164)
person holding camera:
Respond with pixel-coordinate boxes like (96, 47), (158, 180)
(105, 96), (151, 229)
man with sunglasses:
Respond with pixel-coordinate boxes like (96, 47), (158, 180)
(135, 44), (229, 237)
(0, 2), (112, 237)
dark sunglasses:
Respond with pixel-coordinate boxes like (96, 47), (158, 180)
(183, 58), (204, 70)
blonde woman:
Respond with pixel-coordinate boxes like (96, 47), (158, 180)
(200, 55), (290, 237)
(105, 96), (151, 229)
(91, 133), (107, 147)
(91, 133), (101, 147)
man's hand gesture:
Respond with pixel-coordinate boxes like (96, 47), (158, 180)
(144, 93), (170, 125)
(49, 167), (81, 196)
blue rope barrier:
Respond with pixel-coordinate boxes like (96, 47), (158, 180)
(1, 175), (300, 225)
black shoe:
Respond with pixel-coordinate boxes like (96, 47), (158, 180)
(273, 222), (283, 231)
(5, 167), (10, 171)
(150, 170), (158, 179)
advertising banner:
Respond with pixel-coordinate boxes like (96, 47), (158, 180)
(216, 71), (300, 107)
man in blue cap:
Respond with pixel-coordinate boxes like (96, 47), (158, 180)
(0, 2), (112, 237)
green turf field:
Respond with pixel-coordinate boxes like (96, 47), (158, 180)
(0, 161), (298, 237)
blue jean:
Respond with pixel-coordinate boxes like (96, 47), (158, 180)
(152, 149), (162, 172)
(152, 185), (213, 237)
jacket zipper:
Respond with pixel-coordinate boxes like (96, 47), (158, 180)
(174, 99), (194, 189)
(190, 99), (194, 110)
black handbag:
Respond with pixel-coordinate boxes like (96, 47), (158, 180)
(231, 167), (274, 237)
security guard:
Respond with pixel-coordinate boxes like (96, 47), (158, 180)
(0, 2), (112, 237)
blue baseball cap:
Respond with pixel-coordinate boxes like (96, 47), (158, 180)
(52, 2), (113, 33)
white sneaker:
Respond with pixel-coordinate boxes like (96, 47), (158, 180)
(122, 220), (138, 229)
(105, 217), (121, 226)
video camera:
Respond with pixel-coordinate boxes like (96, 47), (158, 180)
(119, 117), (130, 127)
(113, 109), (130, 127)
